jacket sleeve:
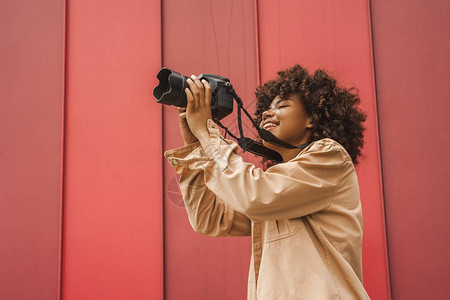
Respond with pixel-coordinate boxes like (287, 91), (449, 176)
(164, 141), (251, 237)
(165, 119), (350, 221)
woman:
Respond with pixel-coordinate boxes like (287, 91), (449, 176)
(164, 64), (370, 299)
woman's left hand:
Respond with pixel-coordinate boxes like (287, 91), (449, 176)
(185, 75), (213, 141)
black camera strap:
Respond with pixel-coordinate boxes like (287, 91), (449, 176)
(215, 84), (311, 163)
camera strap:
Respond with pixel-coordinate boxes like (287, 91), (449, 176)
(216, 84), (312, 163)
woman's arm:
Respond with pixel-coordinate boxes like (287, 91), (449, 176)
(169, 105), (251, 237)
(166, 131), (350, 221)
(178, 149), (252, 237)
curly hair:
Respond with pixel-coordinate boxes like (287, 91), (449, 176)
(254, 64), (367, 167)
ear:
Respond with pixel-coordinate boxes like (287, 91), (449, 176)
(306, 117), (313, 129)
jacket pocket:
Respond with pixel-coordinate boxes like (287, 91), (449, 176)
(264, 218), (303, 243)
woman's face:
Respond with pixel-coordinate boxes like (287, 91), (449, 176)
(259, 94), (312, 151)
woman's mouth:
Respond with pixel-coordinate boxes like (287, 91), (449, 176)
(263, 122), (278, 130)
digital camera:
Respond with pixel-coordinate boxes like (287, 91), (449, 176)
(153, 68), (234, 121)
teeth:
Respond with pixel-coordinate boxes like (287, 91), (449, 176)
(263, 123), (277, 130)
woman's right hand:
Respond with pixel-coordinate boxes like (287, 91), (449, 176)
(177, 107), (199, 146)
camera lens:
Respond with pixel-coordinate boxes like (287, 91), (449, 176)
(153, 68), (189, 107)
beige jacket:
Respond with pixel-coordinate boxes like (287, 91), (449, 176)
(164, 119), (370, 300)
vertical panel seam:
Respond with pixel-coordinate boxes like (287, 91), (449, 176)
(59, 0), (68, 299)
(367, 0), (393, 299)
(160, 0), (165, 299)
(254, 0), (261, 86)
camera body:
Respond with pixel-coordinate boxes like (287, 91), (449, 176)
(198, 73), (234, 121)
(153, 68), (234, 121)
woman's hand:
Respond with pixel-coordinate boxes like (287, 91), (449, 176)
(185, 75), (213, 141)
(177, 107), (198, 146)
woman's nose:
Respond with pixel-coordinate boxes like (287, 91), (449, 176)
(262, 109), (274, 121)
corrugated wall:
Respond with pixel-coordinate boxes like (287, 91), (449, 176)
(162, 0), (389, 299)
(4, 0), (448, 299)
(161, 1), (256, 299)
(61, 0), (163, 299)
(371, 0), (450, 299)
(0, 1), (64, 299)
(256, 1), (389, 298)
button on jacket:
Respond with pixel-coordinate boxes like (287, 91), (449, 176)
(164, 119), (370, 300)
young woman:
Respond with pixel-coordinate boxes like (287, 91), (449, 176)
(164, 64), (370, 299)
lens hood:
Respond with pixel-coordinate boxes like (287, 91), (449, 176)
(153, 68), (189, 107)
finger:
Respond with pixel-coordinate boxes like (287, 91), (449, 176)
(190, 75), (205, 96)
(185, 87), (196, 110)
(177, 107), (186, 113)
(190, 75), (205, 108)
(186, 78), (199, 109)
(202, 79), (212, 108)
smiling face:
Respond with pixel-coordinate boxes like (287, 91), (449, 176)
(259, 94), (313, 154)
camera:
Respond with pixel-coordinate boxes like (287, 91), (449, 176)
(153, 68), (234, 121)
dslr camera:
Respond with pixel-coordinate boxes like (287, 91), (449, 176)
(153, 68), (234, 121)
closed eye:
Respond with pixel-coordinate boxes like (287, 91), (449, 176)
(278, 105), (289, 109)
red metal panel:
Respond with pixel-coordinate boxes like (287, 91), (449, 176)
(257, 1), (391, 299)
(62, 1), (163, 299)
(371, 0), (450, 299)
(161, 1), (257, 299)
(0, 1), (64, 299)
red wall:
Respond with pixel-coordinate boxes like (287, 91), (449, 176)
(0, 1), (64, 299)
(61, 0), (163, 299)
(162, 0), (390, 299)
(371, 0), (450, 299)
(162, 1), (257, 299)
(257, 1), (390, 298)
(5, 0), (449, 299)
